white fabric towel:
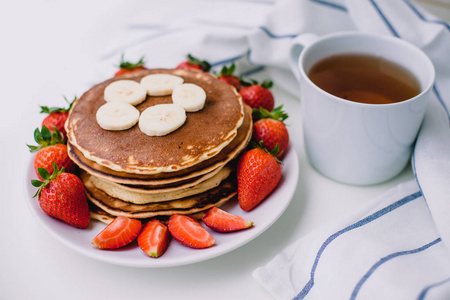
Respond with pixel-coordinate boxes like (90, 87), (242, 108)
(95, 0), (450, 299)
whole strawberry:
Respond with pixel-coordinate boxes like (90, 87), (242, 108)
(114, 54), (147, 77)
(252, 105), (289, 158)
(40, 96), (76, 139)
(177, 54), (211, 72)
(217, 63), (242, 90)
(31, 163), (90, 229)
(239, 80), (274, 111)
(237, 142), (282, 211)
(28, 126), (77, 180)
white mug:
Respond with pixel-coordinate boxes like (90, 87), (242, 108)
(290, 31), (435, 185)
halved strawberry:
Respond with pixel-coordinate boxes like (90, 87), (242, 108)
(92, 216), (142, 249)
(168, 214), (215, 249)
(202, 207), (253, 232)
(138, 219), (170, 258)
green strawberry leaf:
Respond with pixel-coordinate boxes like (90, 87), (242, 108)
(31, 179), (42, 187)
(118, 54), (145, 70)
(32, 162), (65, 198)
(252, 105), (288, 122)
(40, 96), (77, 114)
(261, 81), (273, 89)
(27, 125), (65, 153)
(187, 54), (211, 72)
(219, 62), (236, 76)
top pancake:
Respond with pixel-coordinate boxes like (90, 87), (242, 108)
(66, 68), (244, 174)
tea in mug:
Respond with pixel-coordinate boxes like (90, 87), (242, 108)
(307, 54), (421, 104)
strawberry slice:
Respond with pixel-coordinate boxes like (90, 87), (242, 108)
(137, 219), (170, 258)
(168, 214), (215, 249)
(92, 216), (142, 249)
(202, 207), (253, 232)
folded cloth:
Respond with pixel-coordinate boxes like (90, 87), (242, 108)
(251, 0), (450, 299)
(253, 180), (450, 300)
(94, 0), (450, 298)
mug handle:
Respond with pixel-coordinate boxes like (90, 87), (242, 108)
(289, 33), (318, 82)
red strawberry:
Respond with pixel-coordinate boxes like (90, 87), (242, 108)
(92, 216), (142, 249)
(239, 80), (274, 111)
(217, 63), (242, 90)
(40, 96), (76, 139)
(31, 163), (90, 228)
(176, 54), (211, 72)
(168, 214), (215, 249)
(138, 219), (170, 258)
(237, 142), (282, 211)
(252, 105), (289, 158)
(28, 126), (77, 180)
(114, 55), (147, 77)
(202, 207), (253, 232)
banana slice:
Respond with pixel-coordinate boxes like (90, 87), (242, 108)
(96, 102), (140, 131)
(140, 74), (184, 96)
(104, 80), (147, 106)
(139, 103), (186, 136)
(172, 83), (206, 112)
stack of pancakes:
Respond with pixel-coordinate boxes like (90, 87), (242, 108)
(65, 68), (252, 224)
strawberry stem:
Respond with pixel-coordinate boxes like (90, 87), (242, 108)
(27, 125), (65, 153)
(187, 54), (211, 72)
(252, 105), (288, 122)
(31, 162), (65, 198)
(118, 54), (145, 70)
(40, 96), (77, 114)
(219, 62), (236, 76)
(249, 140), (283, 163)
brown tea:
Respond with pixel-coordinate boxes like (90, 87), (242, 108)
(307, 54), (421, 104)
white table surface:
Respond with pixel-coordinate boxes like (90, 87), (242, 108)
(2, 1), (449, 299)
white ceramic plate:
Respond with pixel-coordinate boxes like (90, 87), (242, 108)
(25, 146), (299, 268)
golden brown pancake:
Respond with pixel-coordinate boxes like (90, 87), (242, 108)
(84, 172), (237, 219)
(88, 202), (206, 224)
(81, 165), (232, 204)
(67, 104), (252, 186)
(66, 68), (244, 175)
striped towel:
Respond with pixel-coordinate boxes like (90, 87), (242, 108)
(95, 0), (450, 298)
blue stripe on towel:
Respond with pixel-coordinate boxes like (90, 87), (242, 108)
(418, 276), (450, 300)
(259, 26), (298, 39)
(210, 53), (248, 68)
(309, 0), (348, 12)
(294, 191), (423, 300)
(239, 66), (266, 77)
(368, 0), (399, 37)
(403, 0), (450, 31)
(433, 84), (450, 125)
(210, 51), (266, 77)
(350, 238), (442, 300)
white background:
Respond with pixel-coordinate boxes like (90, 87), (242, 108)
(2, 1), (449, 299)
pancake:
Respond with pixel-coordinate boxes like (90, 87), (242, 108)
(82, 164), (232, 204)
(67, 104), (253, 186)
(66, 68), (244, 175)
(84, 173), (237, 219)
(88, 202), (206, 224)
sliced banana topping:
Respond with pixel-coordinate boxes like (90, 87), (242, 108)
(104, 80), (147, 106)
(139, 103), (187, 136)
(140, 74), (184, 96)
(96, 102), (140, 131)
(172, 83), (206, 112)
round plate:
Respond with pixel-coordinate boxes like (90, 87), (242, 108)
(25, 146), (299, 268)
